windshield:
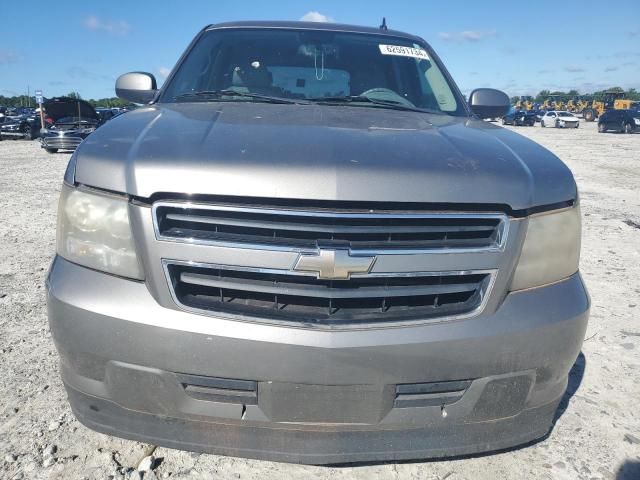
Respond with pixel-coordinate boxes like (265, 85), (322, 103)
(558, 112), (574, 117)
(160, 28), (465, 115)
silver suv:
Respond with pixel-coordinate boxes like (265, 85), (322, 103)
(47, 21), (589, 464)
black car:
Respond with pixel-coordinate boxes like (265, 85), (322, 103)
(96, 107), (117, 123)
(0, 114), (41, 140)
(40, 97), (100, 153)
(598, 109), (640, 133)
(502, 109), (536, 126)
(531, 109), (546, 122)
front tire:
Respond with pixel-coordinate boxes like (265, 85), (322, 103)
(598, 123), (606, 133)
(583, 109), (595, 122)
(22, 125), (33, 140)
(624, 123), (633, 134)
(541, 120), (545, 127)
(45, 148), (58, 153)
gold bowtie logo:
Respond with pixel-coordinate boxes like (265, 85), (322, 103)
(293, 249), (375, 280)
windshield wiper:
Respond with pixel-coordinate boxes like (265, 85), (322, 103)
(307, 95), (439, 114)
(174, 90), (304, 105)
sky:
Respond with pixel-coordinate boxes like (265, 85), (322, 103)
(1, 0), (639, 100)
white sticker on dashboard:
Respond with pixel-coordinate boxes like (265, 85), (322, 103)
(378, 44), (429, 60)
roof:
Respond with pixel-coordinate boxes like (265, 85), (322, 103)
(204, 20), (424, 43)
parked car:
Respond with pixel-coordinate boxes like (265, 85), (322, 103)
(502, 108), (536, 126)
(531, 109), (545, 122)
(541, 110), (579, 128)
(597, 109), (640, 133)
(40, 97), (100, 153)
(95, 107), (127, 124)
(0, 114), (41, 140)
(47, 20), (588, 465)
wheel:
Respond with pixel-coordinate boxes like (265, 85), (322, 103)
(575, 122), (579, 128)
(541, 120), (545, 127)
(502, 118), (507, 125)
(583, 109), (595, 122)
(624, 123), (633, 134)
(22, 125), (33, 140)
(598, 123), (606, 133)
(555, 120), (560, 128)
(45, 148), (58, 153)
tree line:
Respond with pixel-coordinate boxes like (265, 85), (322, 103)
(510, 87), (640, 104)
(0, 92), (132, 109)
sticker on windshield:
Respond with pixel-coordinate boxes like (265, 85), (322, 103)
(378, 44), (429, 60)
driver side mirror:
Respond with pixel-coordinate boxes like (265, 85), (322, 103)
(115, 72), (158, 104)
(468, 88), (510, 119)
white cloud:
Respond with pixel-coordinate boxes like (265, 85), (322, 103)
(438, 29), (497, 42)
(83, 15), (131, 36)
(299, 11), (333, 23)
(157, 67), (171, 78)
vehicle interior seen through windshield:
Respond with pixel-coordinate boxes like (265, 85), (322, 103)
(161, 28), (464, 114)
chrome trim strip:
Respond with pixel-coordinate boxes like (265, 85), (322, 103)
(161, 259), (498, 330)
(151, 201), (510, 254)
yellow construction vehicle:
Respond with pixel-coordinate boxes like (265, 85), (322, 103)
(582, 91), (638, 121)
(514, 96), (534, 111)
(541, 95), (565, 111)
(566, 96), (589, 113)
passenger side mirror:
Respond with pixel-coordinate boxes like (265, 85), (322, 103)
(468, 88), (510, 119)
(115, 72), (158, 104)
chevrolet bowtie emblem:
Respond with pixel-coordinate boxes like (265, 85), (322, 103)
(293, 249), (375, 280)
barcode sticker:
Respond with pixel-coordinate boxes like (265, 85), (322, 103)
(378, 44), (429, 60)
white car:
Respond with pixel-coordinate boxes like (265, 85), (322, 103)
(541, 110), (579, 128)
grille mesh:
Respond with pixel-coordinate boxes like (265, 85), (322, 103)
(166, 263), (491, 326)
(155, 203), (505, 251)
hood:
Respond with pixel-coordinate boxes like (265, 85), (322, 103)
(44, 97), (99, 123)
(75, 103), (576, 211)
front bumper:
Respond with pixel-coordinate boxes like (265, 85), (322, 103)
(41, 134), (84, 150)
(1, 130), (23, 137)
(47, 257), (589, 464)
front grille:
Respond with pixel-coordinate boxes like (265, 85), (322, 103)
(165, 262), (493, 327)
(154, 202), (507, 251)
(42, 136), (83, 149)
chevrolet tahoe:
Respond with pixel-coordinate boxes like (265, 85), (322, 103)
(47, 21), (589, 464)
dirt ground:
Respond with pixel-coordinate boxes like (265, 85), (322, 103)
(0, 120), (639, 480)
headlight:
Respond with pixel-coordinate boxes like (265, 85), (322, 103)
(56, 184), (144, 279)
(510, 205), (581, 291)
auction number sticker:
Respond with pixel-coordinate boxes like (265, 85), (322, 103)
(378, 44), (429, 60)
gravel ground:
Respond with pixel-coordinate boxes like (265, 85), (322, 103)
(0, 121), (639, 480)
